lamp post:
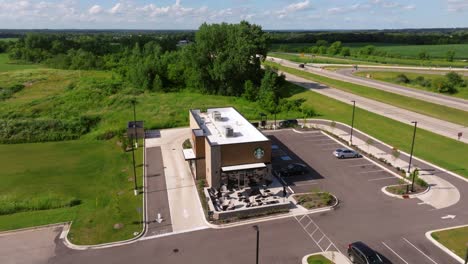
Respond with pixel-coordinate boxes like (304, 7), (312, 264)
(464, 242), (468, 264)
(350, 100), (356, 145)
(407, 121), (417, 174)
(253, 225), (259, 264)
(131, 99), (138, 196)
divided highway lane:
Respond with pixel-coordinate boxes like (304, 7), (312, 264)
(273, 64), (468, 143)
(267, 56), (468, 112)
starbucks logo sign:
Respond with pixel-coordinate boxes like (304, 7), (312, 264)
(254, 147), (265, 159)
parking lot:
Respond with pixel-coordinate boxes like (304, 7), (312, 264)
(265, 129), (457, 264)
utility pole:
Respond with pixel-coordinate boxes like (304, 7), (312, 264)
(350, 100), (356, 145)
(132, 99), (138, 196)
(407, 121), (418, 176)
(253, 225), (259, 264)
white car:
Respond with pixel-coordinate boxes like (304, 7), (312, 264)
(333, 148), (361, 159)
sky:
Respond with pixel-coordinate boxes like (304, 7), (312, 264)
(0, 0), (467, 30)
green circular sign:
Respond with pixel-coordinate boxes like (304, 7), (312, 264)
(254, 147), (265, 159)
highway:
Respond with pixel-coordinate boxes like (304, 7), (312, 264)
(267, 56), (468, 143)
(268, 56), (468, 112)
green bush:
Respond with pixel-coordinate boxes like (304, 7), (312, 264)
(0, 115), (100, 143)
(0, 195), (82, 215)
(395, 74), (410, 84)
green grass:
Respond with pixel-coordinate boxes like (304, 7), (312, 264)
(265, 60), (468, 126)
(431, 227), (468, 259)
(345, 43), (468, 59)
(0, 53), (41, 72)
(0, 38), (18, 42)
(269, 52), (379, 65)
(354, 71), (468, 100)
(0, 139), (143, 245)
(307, 254), (334, 264)
(271, 42), (468, 59)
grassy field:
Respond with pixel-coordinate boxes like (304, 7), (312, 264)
(269, 52), (380, 65)
(264, 60), (468, 127)
(431, 226), (468, 259)
(354, 71), (468, 100)
(0, 53), (41, 72)
(307, 254), (333, 264)
(0, 139), (143, 245)
(271, 43), (468, 59)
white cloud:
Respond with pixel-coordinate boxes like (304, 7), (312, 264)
(88, 5), (102, 15)
(276, 0), (311, 18)
(109, 3), (123, 14)
(447, 0), (468, 12)
(327, 3), (370, 15)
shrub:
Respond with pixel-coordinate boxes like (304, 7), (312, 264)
(182, 139), (192, 149)
(395, 74), (410, 84)
(432, 78), (458, 94)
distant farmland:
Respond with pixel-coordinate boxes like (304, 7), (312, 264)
(270, 43), (468, 59)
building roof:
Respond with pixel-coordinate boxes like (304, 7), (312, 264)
(190, 107), (269, 146)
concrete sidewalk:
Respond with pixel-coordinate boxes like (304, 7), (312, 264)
(145, 128), (207, 233)
(302, 120), (462, 209)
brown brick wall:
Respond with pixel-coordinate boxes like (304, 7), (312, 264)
(220, 141), (271, 167)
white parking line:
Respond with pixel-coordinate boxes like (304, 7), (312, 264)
(382, 242), (409, 264)
(292, 182), (319, 186)
(403, 238), (439, 264)
(348, 163), (373, 167)
(305, 139), (332, 142)
(358, 170), (385, 174)
(368, 177), (396, 182)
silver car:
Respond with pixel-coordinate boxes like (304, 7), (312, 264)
(333, 148), (361, 159)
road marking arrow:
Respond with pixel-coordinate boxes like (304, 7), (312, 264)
(441, 215), (456, 220)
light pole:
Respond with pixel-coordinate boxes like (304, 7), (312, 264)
(464, 242), (468, 264)
(131, 99), (138, 196)
(350, 100), (356, 145)
(253, 225), (259, 264)
(407, 121), (417, 172)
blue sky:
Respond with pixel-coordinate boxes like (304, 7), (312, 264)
(0, 0), (467, 29)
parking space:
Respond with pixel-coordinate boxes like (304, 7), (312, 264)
(266, 130), (401, 195)
(265, 129), (462, 264)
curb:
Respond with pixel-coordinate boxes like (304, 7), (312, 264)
(425, 225), (468, 264)
(62, 141), (147, 250)
(0, 222), (69, 237)
(302, 251), (352, 264)
(380, 184), (430, 199)
(204, 203), (334, 229)
(291, 192), (340, 211)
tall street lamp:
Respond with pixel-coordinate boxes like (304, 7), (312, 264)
(408, 121), (418, 192)
(464, 242), (468, 264)
(350, 100), (356, 145)
(253, 225), (259, 264)
(407, 121), (418, 173)
(131, 99), (138, 196)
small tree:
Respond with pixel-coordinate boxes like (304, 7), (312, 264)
(391, 147), (400, 164)
(446, 50), (455, 62)
(395, 74), (410, 84)
(301, 105), (316, 128)
(365, 138), (374, 153)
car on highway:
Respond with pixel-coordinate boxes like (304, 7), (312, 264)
(333, 148), (361, 159)
(348, 241), (384, 264)
(278, 119), (298, 128)
(277, 163), (308, 177)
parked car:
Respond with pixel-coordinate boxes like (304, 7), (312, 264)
(348, 241), (384, 264)
(278, 163), (308, 177)
(278, 119), (298, 128)
(298, 63), (305, 68)
(333, 148), (361, 159)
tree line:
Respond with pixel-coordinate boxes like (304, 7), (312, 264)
(268, 30), (468, 45)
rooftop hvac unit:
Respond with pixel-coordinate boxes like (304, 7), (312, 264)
(224, 125), (234, 137)
(212, 111), (222, 121)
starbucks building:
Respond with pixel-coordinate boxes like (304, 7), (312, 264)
(186, 107), (272, 189)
